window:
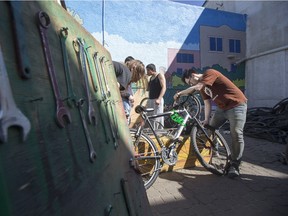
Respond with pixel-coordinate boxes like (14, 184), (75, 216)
(176, 68), (183, 74)
(176, 53), (194, 63)
(230, 64), (237, 72)
(229, 39), (241, 53)
(209, 37), (223, 52)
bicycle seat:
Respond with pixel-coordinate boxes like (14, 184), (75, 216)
(135, 105), (154, 114)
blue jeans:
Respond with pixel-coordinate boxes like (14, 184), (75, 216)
(122, 98), (131, 118)
(209, 103), (247, 167)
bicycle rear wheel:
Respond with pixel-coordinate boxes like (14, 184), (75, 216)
(130, 128), (161, 189)
(190, 125), (231, 175)
(164, 94), (202, 129)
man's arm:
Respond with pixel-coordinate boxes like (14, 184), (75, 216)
(157, 73), (166, 102)
(173, 82), (204, 100)
(203, 99), (212, 125)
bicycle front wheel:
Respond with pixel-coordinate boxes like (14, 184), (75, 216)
(130, 128), (161, 189)
(191, 125), (231, 175)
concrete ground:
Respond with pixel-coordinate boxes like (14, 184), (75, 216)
(146, 135), (288, 216)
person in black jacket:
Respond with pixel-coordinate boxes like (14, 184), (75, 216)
(113, 59), (145, 124)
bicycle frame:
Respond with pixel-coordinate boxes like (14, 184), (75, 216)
(136, 103), (216, 152)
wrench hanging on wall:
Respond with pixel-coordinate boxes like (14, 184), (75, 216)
(92, 52), (110, 143)
(73, 38), (97, 125)
(36, 11), (71, 128)
(8, 1), (31, 79)
(59, 27), (77, 107)
(0, 44), (31, 143)
(99, 56), (119, 148)
(77, 99), (97, 163)
(82, 41), (98, 93)
(99, 56), (111, 98)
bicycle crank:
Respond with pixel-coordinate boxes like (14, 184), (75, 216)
(161, 146), (178, 166)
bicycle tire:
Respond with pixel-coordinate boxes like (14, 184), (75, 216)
(130, 128), (161, 189)
(164, 95), (202, 129)
(190, 125), (231, 175)
(185, 94), (202, 118)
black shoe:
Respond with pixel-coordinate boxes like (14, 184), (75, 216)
(228, 166), (240, 178)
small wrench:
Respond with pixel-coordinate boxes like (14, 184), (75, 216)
(104, 100), (117, 148)
(77, 99), (97, 163)
(99, 56), (111, 98)
(73, 38), (96, 125)
(8, 1), (31, 79)
(59, 27), (77, 107)
(37, 11), (71, 128)
(93, 52), (106, 100)
(0, 44), (31, 143)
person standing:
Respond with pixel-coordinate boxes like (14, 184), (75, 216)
(146, 63), (166, 129)
(174, 68), (247, 178)
(113, 60), (145, 124)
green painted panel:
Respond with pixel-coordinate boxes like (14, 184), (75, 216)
(0, 1), (151, 215)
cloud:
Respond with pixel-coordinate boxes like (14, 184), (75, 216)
(92, 31), (199, 70)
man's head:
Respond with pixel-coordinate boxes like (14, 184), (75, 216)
(182, 69), (198, 85)
(146, 63), (156, 76)
(124, 56), (134, 64)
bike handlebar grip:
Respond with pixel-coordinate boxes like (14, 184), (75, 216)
(135, 105), (143, 114)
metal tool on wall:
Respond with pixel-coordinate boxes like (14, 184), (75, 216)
(73, 38), (97, 125)
(8, 1), (31, 79)
(93, 52), (107, 100)
(99, 56), (111, 98)
(100, 57), (119, 135)
(77, 98), (97, 163)
(99, 56), (119, 148)
(36, 11), (71, 128)
(92, 52), (110, 143)
(0, 44), (31, 143)
(59, 27), (77, 107)
(82, 41), (98, 93)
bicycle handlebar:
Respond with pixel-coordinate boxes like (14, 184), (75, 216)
(135, 94), (195, 114)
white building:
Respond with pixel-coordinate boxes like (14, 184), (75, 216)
(203, 0), (288, 107)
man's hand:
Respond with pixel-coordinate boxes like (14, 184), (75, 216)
(201, 119), (209, 126)
(173, 92), (180, 101)
(155, 98), (160, 105)
(129, 95), (134, 107)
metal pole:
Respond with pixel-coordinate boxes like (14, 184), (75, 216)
(102, 0), (105, 46)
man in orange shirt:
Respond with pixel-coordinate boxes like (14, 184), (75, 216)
(174, 68), (247, 178)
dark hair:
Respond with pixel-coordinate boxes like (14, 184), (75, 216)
(146, 63), (156, 71)
(124, 56), (134, 63)
(181, 68), (197, 84)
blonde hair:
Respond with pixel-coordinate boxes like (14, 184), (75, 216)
(126, 60), (146, 88)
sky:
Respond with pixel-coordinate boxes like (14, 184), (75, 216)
(172, 0), (205, 6)
(66, 0), (205, 64)
(65, 0), (245, 68)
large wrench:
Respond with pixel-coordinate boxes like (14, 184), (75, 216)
(8, 1), (31, 79)
(92, 52), (110, 143)
(73, 38), (96, 125)
(82, 41), (98, 93)
(77, 99), (97, 163)
(0, 45), (31, 143)
(37, 11), (71, 128)
(59, 27), (77, 107)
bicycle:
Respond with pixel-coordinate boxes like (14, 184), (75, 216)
(130, 94), (231, 189)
